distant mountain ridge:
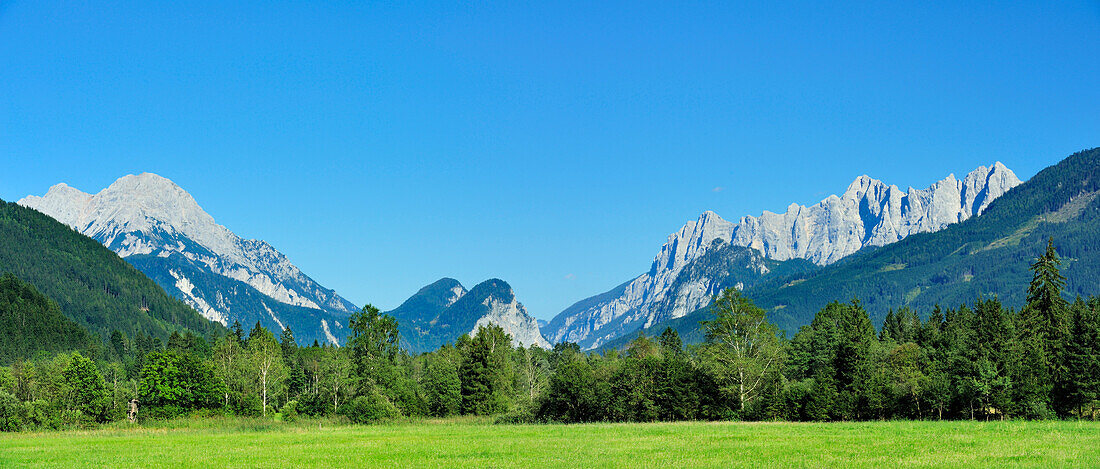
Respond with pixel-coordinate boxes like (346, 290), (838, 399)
(605, 147), (1100, 349)
(19, 173), (356, 345)
(547, 163), (1022, 349)
(388, 278), (550, 354)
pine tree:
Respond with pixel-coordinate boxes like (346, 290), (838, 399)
(280, 327), (298, 361)
(460, 325), (514, 415)
(1022, 238), (1070, 417)
(1026, 238), (1069, 342)
(231, 321), (245, 345)
(1062, 298), (1100, 418)
(658, 327), (683, 355)
(834, 300), (876, 420)
(879, 310), (898, 342)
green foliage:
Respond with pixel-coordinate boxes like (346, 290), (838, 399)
(246, 323), (287, 417)
(280, 400), (299, 422)
(347, 305), (400, 378)
(1063, 298), (1100, 416)
(138, 351), (224, 418)
(22, 399), (52, 429)
(0, 273), (92, 363)
(0, 391), (23, 431)
(460, 325), (514, 415)
(340, 388), (399, 423)
(62, 353), (108, 422)
(701, 288), (785, 413)
(537, 355), (600, 422)
(0, 200), (221, 342)
(211, 335), (246, 411)
(422, 354), (461, 417)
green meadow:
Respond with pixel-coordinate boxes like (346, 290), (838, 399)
(2, 419), (1099, 468)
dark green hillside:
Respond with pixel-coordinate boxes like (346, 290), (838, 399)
(606, 147), (1100, 346)
(443, 278), (514, 330)
(388, 278), (464, 352)
(389, 278), (516, 354)
(0, 200), (222, 341)
(0, 272), (93, 363)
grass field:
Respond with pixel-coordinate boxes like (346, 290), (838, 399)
(2, 419), (1099, 468)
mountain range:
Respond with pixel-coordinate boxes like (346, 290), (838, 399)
(19, 173), (356, 345)
(601, 148), (1100, 349)
(388, 278), (550, 354)
(546, 163), (1022, 349)
(14, 150), (1098, 356)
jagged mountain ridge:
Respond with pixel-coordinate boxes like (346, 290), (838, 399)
(388, 278), (550, 354)
(603, 147), (1100, 350)
(19, 173), (355, 345)
(547, 163), (1022, 349)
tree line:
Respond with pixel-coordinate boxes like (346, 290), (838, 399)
(1, 239), (1098, 430)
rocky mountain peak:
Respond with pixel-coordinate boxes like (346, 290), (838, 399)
(44, 182), (90, 198)
(843, 174), (886, 200)
(19, 173), (358, 344)
(650, 210), (735, 275)
(389, 277), (550, 352)
(468, 278), (515, 300)
(546, 161), (1024, 349)
(467, 279), (550, 349)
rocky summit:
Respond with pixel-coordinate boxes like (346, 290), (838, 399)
(545, 163), (1022, 349)
(19, 173), (357, 345)
(389, 278), (550, 353)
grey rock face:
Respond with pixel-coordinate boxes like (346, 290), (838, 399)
(546, 163), (1022, 349)
(19, 173), (357, 342)
(471, 294), (552, 349)
(389, 278), (550, 353)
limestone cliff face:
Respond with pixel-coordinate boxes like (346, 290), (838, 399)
(731, 162), (1021, 264)
(546, 163), (1022, 349)
(19, 173), (356, 344)
(472, 294), (552, 349)
(389, 278), (550, 353)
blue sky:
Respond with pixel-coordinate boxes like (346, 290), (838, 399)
(2, 1), (1098, 319)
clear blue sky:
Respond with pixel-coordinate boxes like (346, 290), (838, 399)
(2, 1), (1098, 319)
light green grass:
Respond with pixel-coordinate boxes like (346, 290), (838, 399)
(2, 419), (1099, 468)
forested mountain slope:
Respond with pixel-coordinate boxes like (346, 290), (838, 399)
(0, 272), (93, 363)
(0, 199), (222, 341)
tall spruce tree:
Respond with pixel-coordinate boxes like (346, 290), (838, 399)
(1024, 238), (1070, 416)
(1026, 238), (1069, 342)
(1062, 298), (1100, 418)
(460, 325), (514, 415)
